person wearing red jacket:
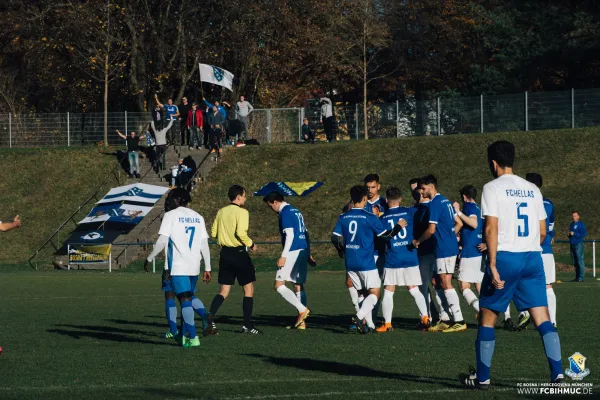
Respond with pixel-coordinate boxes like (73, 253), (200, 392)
(187, 102), (204, 150)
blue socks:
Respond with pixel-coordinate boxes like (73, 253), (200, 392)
(475, 326), (495, 383)
(192, 296), (207, 318)
(165, 298), (178, 334)
(538, 321), (563, 380)
(181, 300), (197, 338)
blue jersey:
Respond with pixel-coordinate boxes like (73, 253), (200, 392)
(381, 206), (418, 268)
(333, 208), (387, 272)
(459, 202), (483, 258)
(413, 202), (435, 256)
(541, 198), (555, 254)
(165, 105), (178, 121)
(428, 193), (459, 258)
(278, 204), (308, 252)
(365, 196), (387, 216)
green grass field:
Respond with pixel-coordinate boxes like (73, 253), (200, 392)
(0, 266), (597, 400)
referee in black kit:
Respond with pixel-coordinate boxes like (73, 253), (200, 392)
(205, 184), (261, 335)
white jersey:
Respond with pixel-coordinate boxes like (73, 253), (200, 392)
(158, 207), (209, 276)
(481, 174), (546, 253)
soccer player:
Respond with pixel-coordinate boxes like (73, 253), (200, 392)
(364, 174), (388, 216)
(376, 187), (429, 332)
(263, 192), (311, 330)
(413, 175), (466, 333)
(332, 185), (405, 333)
(462, 141), (563, 389)
(515, 173), (557, 330)
(144, 188), (211, 348)
(453, 185), (484, 314)
(206, 185), (260, 335)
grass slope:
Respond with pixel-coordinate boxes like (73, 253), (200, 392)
(191, 128), (600, 268)
(0, 147), (119, 265)
(0, 269), (597, 399)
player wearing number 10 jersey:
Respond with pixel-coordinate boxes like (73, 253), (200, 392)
(462, 141), (563, 390)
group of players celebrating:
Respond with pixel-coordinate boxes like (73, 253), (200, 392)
(145, 140), (563, 389)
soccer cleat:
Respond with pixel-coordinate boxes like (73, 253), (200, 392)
(503, 318), (514, 331)
(375, 323), (393, 333)
(161, 331), (178, 339)
(428, 320), (451, 332)
(552, 374), (565, 384)
(516, 313), (531, 331)
(242, 326), (261, 334)
(416, 315), (431, 331)
(297, 322), (306, 330)
(203, 315), (219, 336)
(295, 308), (310, 328)
(442, 321), (467, 333)
(461, 375), (490, 390)
(352, 316), (368, 334)
(182, 336), (200, 348)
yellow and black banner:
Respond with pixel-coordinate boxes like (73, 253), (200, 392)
(68, 244), (112, 264)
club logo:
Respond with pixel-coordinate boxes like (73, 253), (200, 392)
(81, 231), (104, 241)
(126, 187), (143, 197)
(213, 66), (224, 82)
(566, 352), (590, 381)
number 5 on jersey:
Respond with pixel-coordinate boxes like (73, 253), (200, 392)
(517, 203), (529, 237)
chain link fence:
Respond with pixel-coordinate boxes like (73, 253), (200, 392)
(3, 88), (600, 147)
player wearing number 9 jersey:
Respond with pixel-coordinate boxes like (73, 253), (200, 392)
(146, 188), (211, 348)
(462, 141), (563, 390)
(375, 187), (429, 333)
(332, 185), (404, 333)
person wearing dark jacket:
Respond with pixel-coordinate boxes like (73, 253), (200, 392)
(186, 102), (204, 150)
(301, 118), (315, 144)
(207, 105), (225, 154)
(568, 211), (587, 282)
(179, 96), (192, 146)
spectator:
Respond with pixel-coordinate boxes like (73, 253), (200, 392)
(179, 96), (192, 147)
(116, 129), (146, 178)
(568, 210), (587, 282)
(155, 94), (179, 144)
(170, 158), (192, 188)
(207, 104), (225, 155)
(203, 97), (228, 117)
(151, 119), (174, 171)
(202, 104), (211, 150)
(151, 105), (164, 130)
(301, 118), (315, 144)
(187, 102), (204, 150)
(236, 95), (254, 140)
(319, 94), (334, 142)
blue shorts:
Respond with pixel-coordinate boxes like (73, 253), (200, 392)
(161, 275), (174, 292)
(170, 275), (198, 295)
(480, 251), (547, 313)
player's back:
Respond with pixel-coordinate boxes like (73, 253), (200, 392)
(278, 204), (308, 251)
(541, 198), (555, 254)
(460, 202), (483, 258)
(163, 207), (209, 276)
(481, 174), (545, 253)
(334, 208), (386, 272)
(382, 206), (418, 268)
(429, 194), (459, 258)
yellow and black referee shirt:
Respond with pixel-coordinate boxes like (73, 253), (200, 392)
(211, 204), (254, 248)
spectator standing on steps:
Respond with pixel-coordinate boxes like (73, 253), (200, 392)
(155, 94), (179, 144)
(179, 96), (191, 147)
(151, 119), (175, 171)
(207, 105), (225, 155)
(568, 210), (587, 282)
(116, 129), (146, 178)
(236, 95), (254, 140)
(203, 97), (227, 117)
(187, 102), (204, 150)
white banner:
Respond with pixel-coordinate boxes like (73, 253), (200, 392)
(96, 183), (169, 205)
(78, 204), (154, 225)
(199, 63), (234, 91)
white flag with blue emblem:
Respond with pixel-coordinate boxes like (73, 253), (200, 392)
(199, 63), (234, 91)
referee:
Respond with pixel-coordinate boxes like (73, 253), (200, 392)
(205, 184), (260, 335)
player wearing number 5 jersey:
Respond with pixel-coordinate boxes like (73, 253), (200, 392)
(462, 141), (563, 390)
(376, 187), (429, 333)
(331, 185), (405, 334)
(146, 188), (212, 348)
(263, 192), (313, 330)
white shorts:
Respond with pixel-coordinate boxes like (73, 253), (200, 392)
(458, 256), (484, 283)
(275, 249), (308, 284)
(542, 253), (556, 284)
(383, 266), (422, 287)
(436, 256), (457, 274)
(347, 270), (381, 291)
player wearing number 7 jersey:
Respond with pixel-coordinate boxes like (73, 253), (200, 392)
(461, 141), (563, 390)
(146, 188), (212, 348)
(331, 185), (406, 334)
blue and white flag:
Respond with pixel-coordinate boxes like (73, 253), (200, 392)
(199, 63), (234, 91)
(78, 204), (153, 225)
(254, 182), (324, 197)
(96, 183), (169, 205)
